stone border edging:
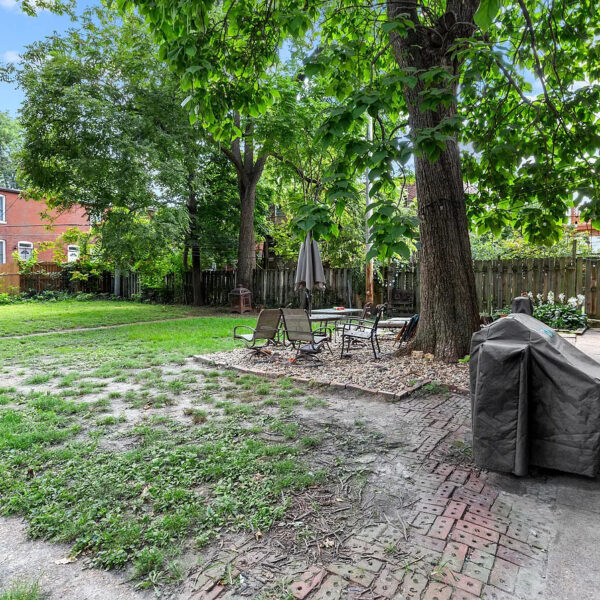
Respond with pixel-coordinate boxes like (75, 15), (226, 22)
(193, 354), (439, 401)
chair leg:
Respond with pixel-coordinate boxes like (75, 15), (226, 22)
(370, 337), (377, 359)
(375, 334), (381, 353)
(340, 336), (350, 358)
(325, 338), (333, 356)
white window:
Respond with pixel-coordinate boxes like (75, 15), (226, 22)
(17, 241), (34, 261)
(0, 240), (5, 264)
(0, 195), (5, 223)
(67, 244), (80, 262)
(591, 236), (600, 253)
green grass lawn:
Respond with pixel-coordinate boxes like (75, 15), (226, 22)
(0, 300), (220, 336)
(0, 303), (329, 591)
(0, 380), (320, 591)
(0, 315), (255, 367)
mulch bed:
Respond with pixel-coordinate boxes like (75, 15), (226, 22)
(198, 337), (469, 396)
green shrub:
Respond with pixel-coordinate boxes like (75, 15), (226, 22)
(534, 303), (587, 330)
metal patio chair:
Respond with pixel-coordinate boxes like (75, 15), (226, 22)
(334, 302), (374, 337)
(280, 308), (333, 365)
(340, 303), (386, 359)
(233, 308), (281, 358)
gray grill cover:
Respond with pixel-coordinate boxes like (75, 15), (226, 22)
(470, 314), (600, 477)
(511, 296), (534, 315)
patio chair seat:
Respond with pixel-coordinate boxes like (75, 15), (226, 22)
(237, 333), (254, 342)
(345, 329), (372, 340)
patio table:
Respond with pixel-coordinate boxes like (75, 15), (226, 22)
(308, 313), (347, 323)
(311, 308), (363, 316)
(308, 312), (351, 342)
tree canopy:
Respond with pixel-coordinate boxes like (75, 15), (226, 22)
(0, 112), (22, 189)
(117, 0), (600, 239)
(117, 0), (600, 359)
(16, 8), (262, 300)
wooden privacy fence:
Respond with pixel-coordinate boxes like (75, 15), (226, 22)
(472, 257), (599, 316)
(390, 257), (600, 317)
(0, 264), (20, 294)
(1, 262), (114, 295)
(3, 258), (598, 317)
(252, 268), (355, 307)
(197, 268), (356, 308)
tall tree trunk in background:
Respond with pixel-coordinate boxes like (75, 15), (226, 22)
(388, 0), (481, 361)
(187, 189), (203, 306)
(236, 175), (259, 289)
(221, 117), (267, 290)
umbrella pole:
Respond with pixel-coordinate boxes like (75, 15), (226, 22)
(306, 290), (312, 316)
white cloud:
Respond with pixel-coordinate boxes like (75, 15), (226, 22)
(2, 50), (21, 64)
(0, 0), (18, 10)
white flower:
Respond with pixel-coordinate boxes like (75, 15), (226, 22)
(536, 293), (543, 304)
(558, 293), (566, 303)
(527, 291), (533, 299)
(568, 297), (578, 308)
(547, 291), (555, 305)
(577, 294), (585, 306)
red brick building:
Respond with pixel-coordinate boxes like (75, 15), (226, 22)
(0, 187), (90, 267)
(569, 207), (600, 252)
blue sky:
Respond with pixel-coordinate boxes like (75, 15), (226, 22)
(0, 0), (99, 116)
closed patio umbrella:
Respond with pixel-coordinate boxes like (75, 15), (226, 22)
(295, 232), (326, 315)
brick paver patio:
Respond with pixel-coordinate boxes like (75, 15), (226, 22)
(186, 360), (556, 600)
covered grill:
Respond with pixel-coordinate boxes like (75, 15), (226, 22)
(470, 312), (600, 477)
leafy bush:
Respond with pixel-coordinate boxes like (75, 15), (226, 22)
(492, 292), (588, 331)
(531, 291), (587, 330)
(534, 303), (587, 331)
(0, 291), (101, 305)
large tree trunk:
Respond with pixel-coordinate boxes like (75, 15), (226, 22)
(187, 190), (203, 306)
(388, 0), (481, 361)
(412, 132), (480, 360)
(236, 177), (258, 289)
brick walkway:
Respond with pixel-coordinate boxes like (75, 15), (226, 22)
(183, 377), (554, 600)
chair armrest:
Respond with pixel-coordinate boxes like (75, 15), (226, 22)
(342, 319), (374, 333)
(233, 325), (255, 338)
(313, 325), (332, 338)
(346, 317), (375, 327)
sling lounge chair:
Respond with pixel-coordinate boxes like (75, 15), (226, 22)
(233, 309), (281, 358)
(395, 313), (419, 345)
(281, 308), (332, 365)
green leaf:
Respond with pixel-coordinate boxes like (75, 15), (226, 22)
(304, 63), (322, 78)
(381, 21), (399, 34)
(474, 0), (501, 31)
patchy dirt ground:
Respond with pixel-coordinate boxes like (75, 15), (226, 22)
(0, 352), (559, 600)
(0, 518), (150, 600)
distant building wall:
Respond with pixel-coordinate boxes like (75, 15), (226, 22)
(0, 187), (90, 267)
(569, 207), (600, 252)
